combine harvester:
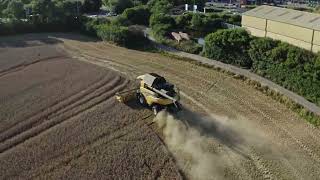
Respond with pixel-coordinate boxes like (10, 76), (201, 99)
(116, 73), (181, 115)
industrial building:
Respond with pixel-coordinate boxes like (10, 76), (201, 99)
(242, 5), (320, 53)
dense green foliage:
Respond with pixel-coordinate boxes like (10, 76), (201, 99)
(3, 0), (25, 19)
(82, 0), (102, 13)
(150, 12), (175, 39)
(121, 5), (150, 25)
(204, 28), (320, 107)
(165, 39), (202, 54)
(204, 29), (252, 68)
(147, 0), (173, 14)
(79, 16), (148, 48)
(0, 0), (87, 35)
(103, 0), (133, 14)
(189, 13), (223, 35)
(217, 13), (241, 25)
(249, 38), (320, 105)
(79, 16), (109, 36)
(96, 23), (129, 45)
(0, 19), (79, 35)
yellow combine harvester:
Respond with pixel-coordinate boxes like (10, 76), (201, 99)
(116, 73), (181, 115)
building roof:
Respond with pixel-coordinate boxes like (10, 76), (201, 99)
(243, 5), (320, 31)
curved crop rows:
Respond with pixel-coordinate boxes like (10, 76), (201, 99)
(59, 34), (320, 180)
(0, 36), (182, 180)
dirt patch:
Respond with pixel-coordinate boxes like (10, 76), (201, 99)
(0, 37), (182, 179)
(57, 33), (320, 179)
(2, 33), (320, 180)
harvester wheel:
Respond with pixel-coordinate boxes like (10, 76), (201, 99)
(152, 105), (160, 115)
(137, 93), (146, 106)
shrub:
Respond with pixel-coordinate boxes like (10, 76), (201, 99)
(202, 15), (223, 34)
(191, 13), (205, 31)
(0, 19), (80, 35)
(82, 0), (102, 13)
(110, 15), (129, 26)
(204, 28), (252, 68)
(227, 14), (241, 25)
(175, 13), (193, 29)
(3, 0), (25, 19)
(121, 5), (150, 25)
(175, 13), (222, 35)
(107, 0), (134, 14)
(96, 24), (129, 45)
(96, 23), (148, 48)
(249, 37), (279, 72)
(165, 39), (202, 54)
(248, 38), (320, 106)
(80, 16), (109, 36)
(150, 13), (175, 39)
(148, 0), (173, 14)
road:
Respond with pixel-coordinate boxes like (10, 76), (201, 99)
(54, 33), (320, 180)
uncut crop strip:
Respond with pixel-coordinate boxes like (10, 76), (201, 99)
(0, 77), (129, 154)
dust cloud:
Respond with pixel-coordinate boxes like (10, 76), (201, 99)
(154, 111), (268, 180)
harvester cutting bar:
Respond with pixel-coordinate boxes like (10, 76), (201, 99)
(115, 88), (139, 103)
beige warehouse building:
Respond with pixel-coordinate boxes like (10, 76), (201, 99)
(242, 5), (320, 53)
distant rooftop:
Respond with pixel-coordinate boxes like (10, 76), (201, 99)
(243, 5), (320, 31)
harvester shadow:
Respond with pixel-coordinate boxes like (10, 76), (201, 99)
(123, 100), (145, 110)
(175, 108), (251, 160)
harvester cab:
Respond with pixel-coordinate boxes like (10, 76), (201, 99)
(116, 73), (181, 115)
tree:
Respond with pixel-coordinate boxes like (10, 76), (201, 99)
(104, 0), (133, 14)
(30, 0), (55, 22)
(52, 0), (82, 23)
(191, 13), (204, 30)
(96, 24), (129, 45)
(175, 12), (192, 29)
(3, 0), (25, 19)
(187, 0), (206, 7)
(121, 5), (150, 25)
(82, 0), (101, 13)
(147, 0), (173, 14)
(248, 37), (279, 71)
(150, 12), (175, 39)
(204, 29), (252, 68)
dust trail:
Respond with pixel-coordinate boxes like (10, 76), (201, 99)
(154, 111), (268, 180)
(154, 111), (226, 180)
